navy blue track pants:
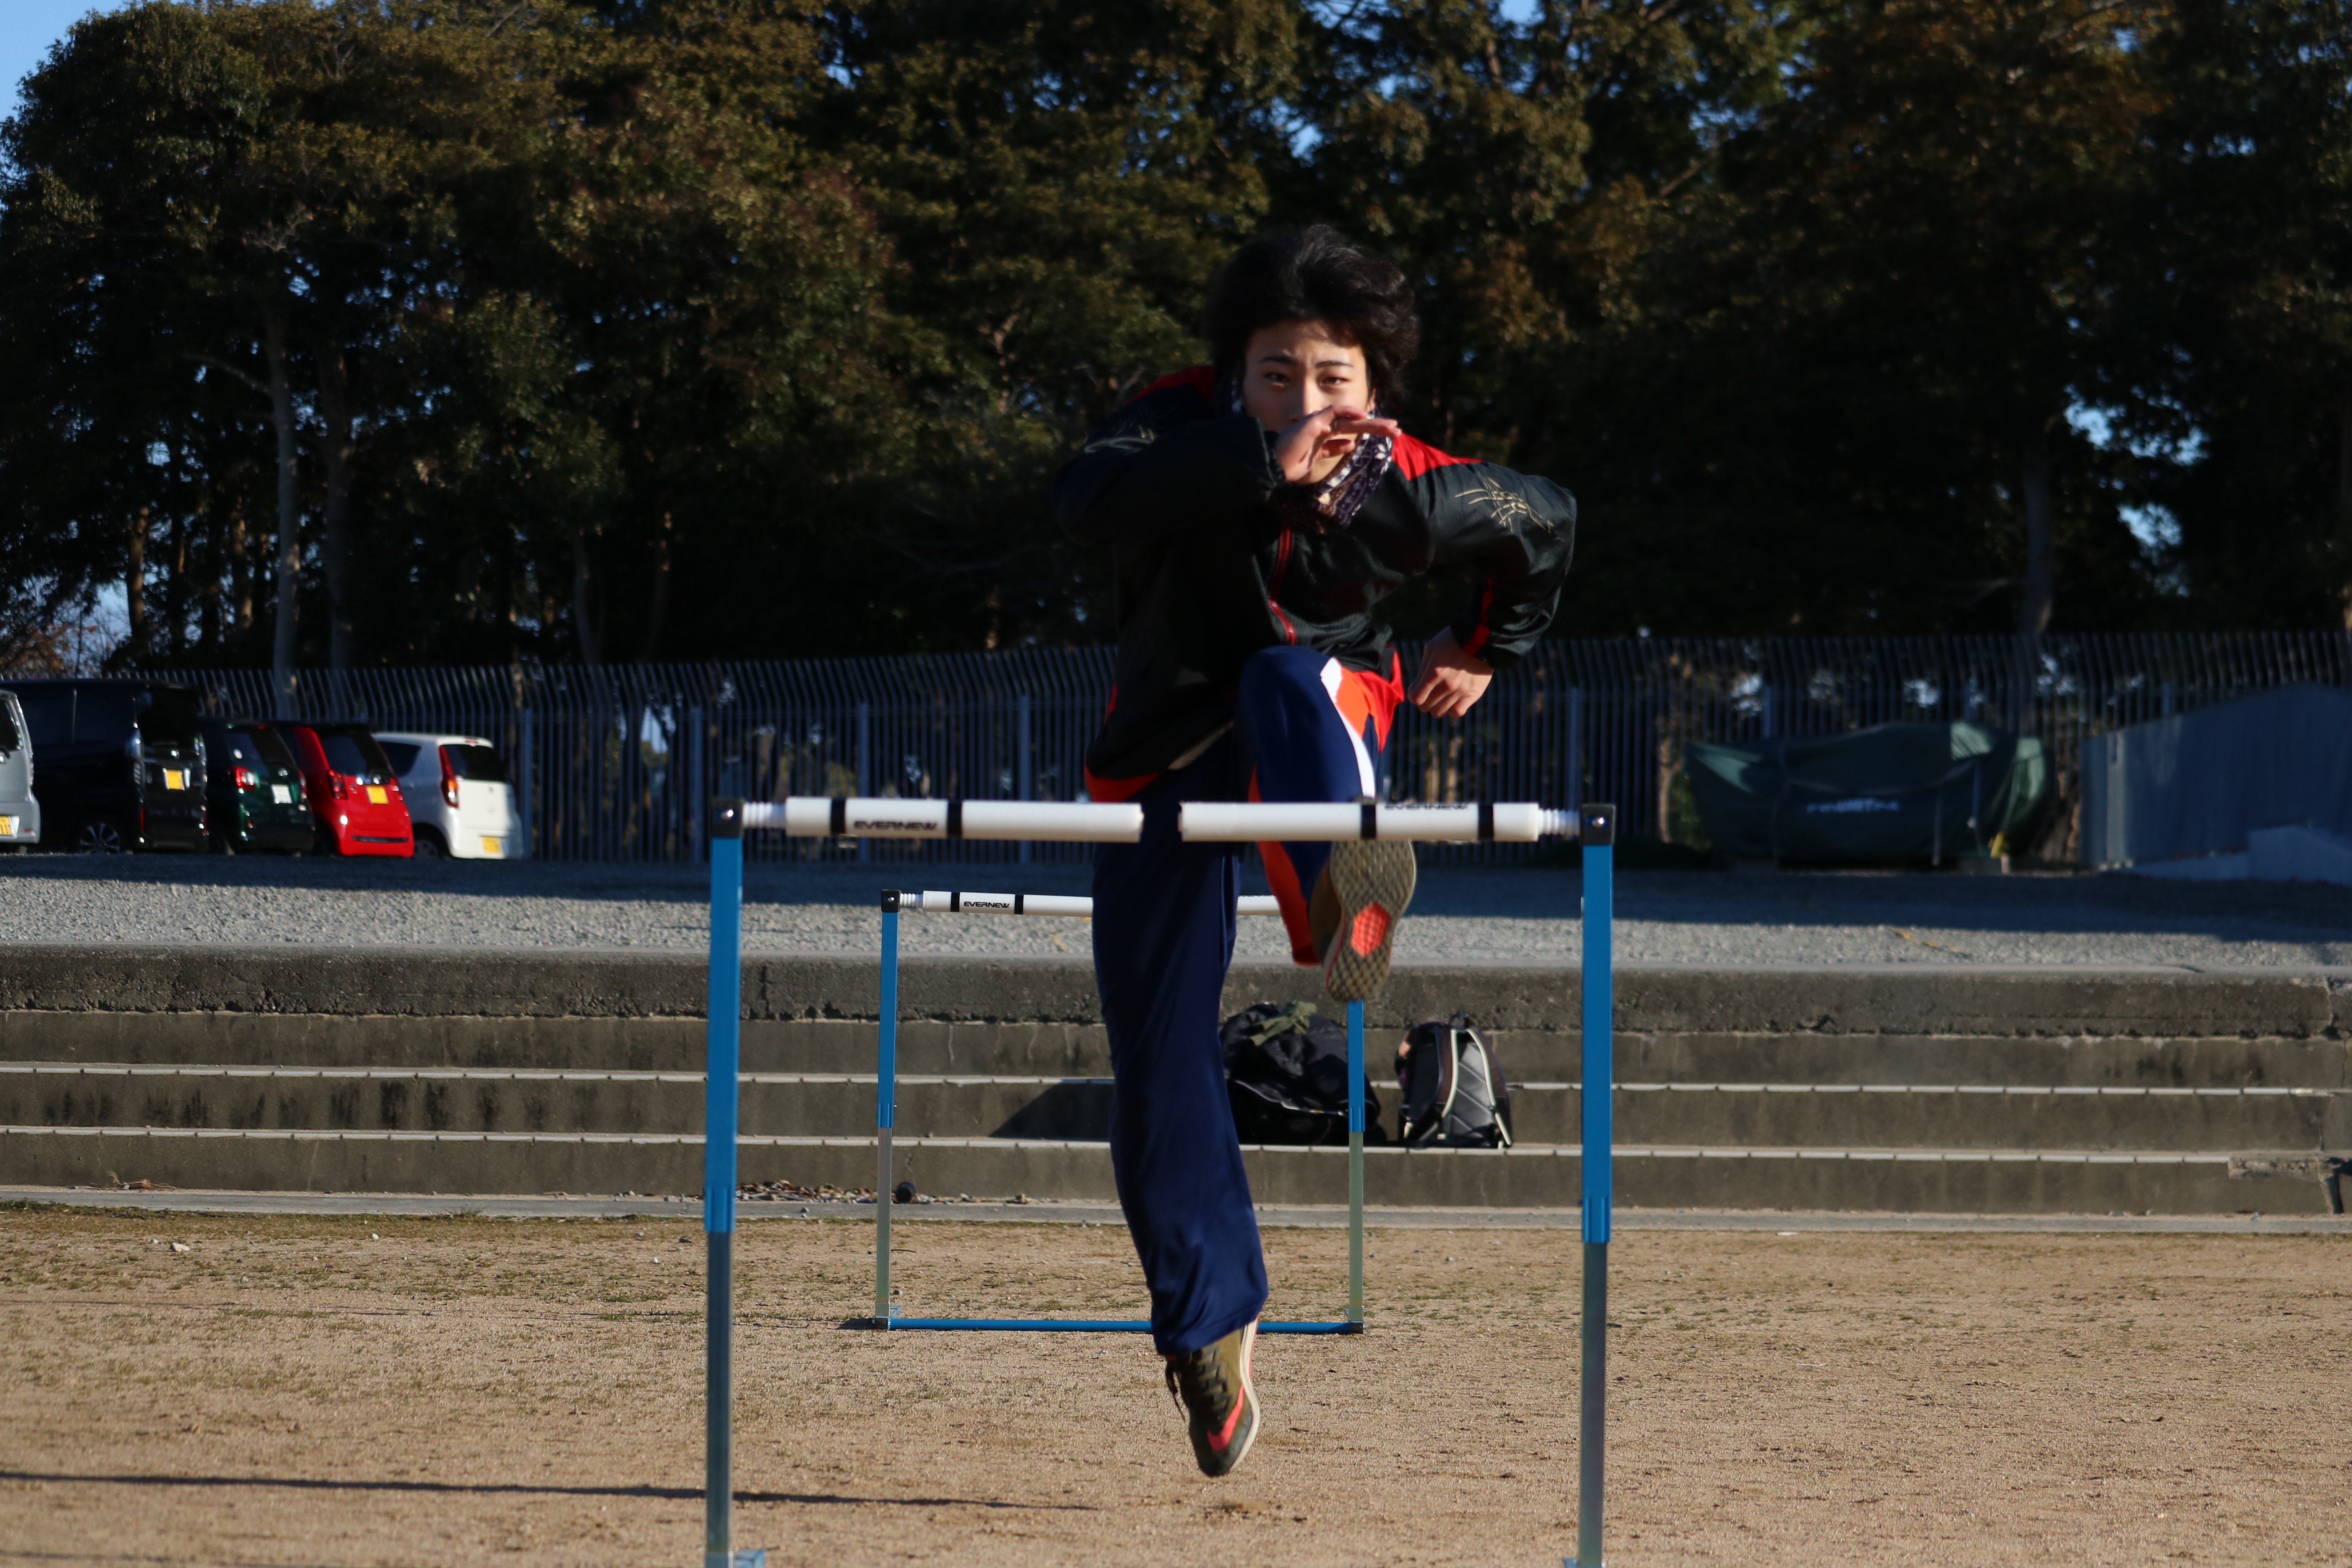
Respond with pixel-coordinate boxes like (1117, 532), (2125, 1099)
(1092, 646), (1401, 1355)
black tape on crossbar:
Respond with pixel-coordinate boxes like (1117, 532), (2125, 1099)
(1477, 801), (1495, 841)
(829, 797), (848, 836)
(1014, 893), (1027, 914)
(949, 891), (962, 913)
(1360, 801), (1378, 840)
(946, 800), (964, 838)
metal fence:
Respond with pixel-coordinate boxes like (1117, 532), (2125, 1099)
(140, 630), (2352, 865)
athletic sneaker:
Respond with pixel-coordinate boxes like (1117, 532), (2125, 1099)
(1164, 1320), (1261, 1477)
(1312, 839), (1417, 1002)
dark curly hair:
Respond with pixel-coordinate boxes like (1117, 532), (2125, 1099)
(1198, 226), (1420, 406)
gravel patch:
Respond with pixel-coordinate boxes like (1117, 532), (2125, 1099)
(2, 853), (2348, 968)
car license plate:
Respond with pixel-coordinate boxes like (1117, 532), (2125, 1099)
(163, 769), (185, 791)
(366, 786), (388, 805)
(479, 836), (503, 856)
(271, 784), (292, 803)
(0, 816), (14, 836)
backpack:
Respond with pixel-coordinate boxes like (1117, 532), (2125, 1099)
(1220, 1001), (1389, 1148)
(1395, 1013), (1514, 1149)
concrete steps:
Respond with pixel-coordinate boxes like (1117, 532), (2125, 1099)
(4, 1125), (2333, 1216)
(16, 1009), (2352, 1089)
(2, 947), (2346, 1214)
(9, 1064), (2345, 1153)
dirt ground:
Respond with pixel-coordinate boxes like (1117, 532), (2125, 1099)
(1, 1207), (2345, 1567)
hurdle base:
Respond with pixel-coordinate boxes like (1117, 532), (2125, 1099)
(858, 1316), (1365, 1334)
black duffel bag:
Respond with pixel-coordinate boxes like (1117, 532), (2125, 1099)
(1220, 1000), (1389, 1148)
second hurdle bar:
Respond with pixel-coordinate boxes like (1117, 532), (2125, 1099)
(871, 884), (1358, 1334)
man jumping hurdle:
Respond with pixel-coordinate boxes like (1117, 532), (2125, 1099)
(1055, 226), (1578, 1476)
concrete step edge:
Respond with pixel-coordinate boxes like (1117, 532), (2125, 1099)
(0, 1124), (2256, 1165)
(5, 1064), (2332, 1098)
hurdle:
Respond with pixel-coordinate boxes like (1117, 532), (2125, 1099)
(871, 884), (1355, 1334)
(701, 794), (1615, 1568)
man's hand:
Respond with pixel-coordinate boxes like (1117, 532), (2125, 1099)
(1272, 406), (1401, 485)
(1409, 628), (1493, 719)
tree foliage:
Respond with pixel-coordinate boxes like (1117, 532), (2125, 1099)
(3, 0), (2349, 671)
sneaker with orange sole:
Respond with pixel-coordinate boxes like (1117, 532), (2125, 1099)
(1312, 839), (1416, 1002)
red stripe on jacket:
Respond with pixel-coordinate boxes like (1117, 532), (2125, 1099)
(1391, 432), (1477, 480)
(1132, 365), (1216, 404)
(1461, 579), (1498, 658)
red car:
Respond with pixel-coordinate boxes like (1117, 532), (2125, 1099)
(285, 723), (414, 857)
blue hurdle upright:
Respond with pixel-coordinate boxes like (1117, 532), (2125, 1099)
(701, 796), (1614, 1568)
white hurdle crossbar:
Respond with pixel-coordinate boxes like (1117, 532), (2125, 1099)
(705, 795), (1617, 1568)
(899, 889), (1281, 917)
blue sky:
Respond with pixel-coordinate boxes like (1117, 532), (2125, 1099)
(4, 1), (112, 118)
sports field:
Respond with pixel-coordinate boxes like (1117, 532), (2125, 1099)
(1, 1207), (2344, 1566)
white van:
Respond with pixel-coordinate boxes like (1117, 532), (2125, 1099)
(0, 690), (37, 852)
(373, 732), (523, 860)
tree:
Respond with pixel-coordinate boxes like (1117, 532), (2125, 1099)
(1515, 0), (2161, 638)
(2118, 0), (2352, 627)
(0, 2), (276, 673)
(810, 0), (1301, 647)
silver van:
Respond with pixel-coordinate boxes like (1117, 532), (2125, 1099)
(0, 689), (38, 853)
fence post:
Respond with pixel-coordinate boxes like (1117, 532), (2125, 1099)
(1016, 693), (1034, 866)
(688, 706), (706, 863)
(517, 708), (535, 861)
(855, 700), (871, 865)
(1566, 687), (1584, 814)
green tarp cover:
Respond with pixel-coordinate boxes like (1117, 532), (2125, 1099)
(1688, 722), (2052, 862)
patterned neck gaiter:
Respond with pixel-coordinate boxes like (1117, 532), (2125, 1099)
(1220, 372), (1396, 531)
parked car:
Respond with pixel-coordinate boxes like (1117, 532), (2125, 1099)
(0, 689), (39, 853)
(284, 722), (414, 857)
(197, 719), (316, 854)
(374, 732), (523, 860)
(0, 678), (207, 852)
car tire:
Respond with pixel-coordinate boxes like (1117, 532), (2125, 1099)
(75, 816), (129, 855)
(412, 829), (447, 860)
(212, 831), (238, 856)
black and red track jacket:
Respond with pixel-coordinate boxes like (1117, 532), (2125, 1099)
(1055, 366), (1577, 794)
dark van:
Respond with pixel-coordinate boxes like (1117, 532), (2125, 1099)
(0, 679), (209, 853)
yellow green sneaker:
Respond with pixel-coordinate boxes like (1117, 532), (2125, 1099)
(1163, 1320), (1261, 1477)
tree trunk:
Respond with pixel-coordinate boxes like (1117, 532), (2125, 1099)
(262, 301), (301, 717)
(167, 509), (188, 655)
(312, 332), (357, 670)
(200, 505), (224, 648)
(125, 506), (147, 657)
(2338, 400), (2352, 631)
(229, 492), (253, 637)
(643, 512), (673, 659)
(2015, 435), (2055, 637)
(572, 529), (602, 664)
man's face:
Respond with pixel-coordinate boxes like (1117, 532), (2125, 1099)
(1239, 319), (1374, 478)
